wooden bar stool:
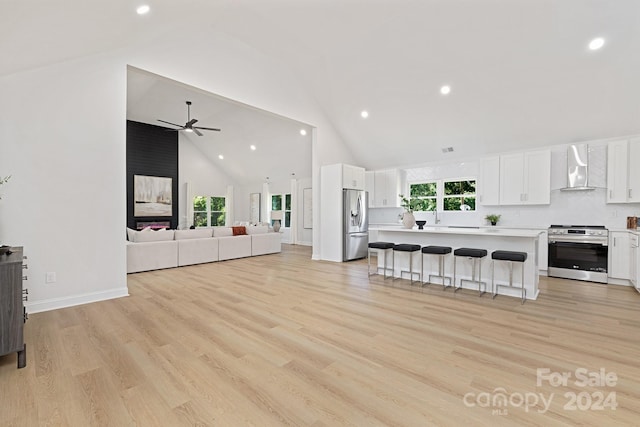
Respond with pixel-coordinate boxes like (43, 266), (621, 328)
(453, 248), (488, 296)
(421, 246), (452, 289)
(491, 250), (527, 304)
(368, 241), (395, 279)
(393, 244), (422, 285)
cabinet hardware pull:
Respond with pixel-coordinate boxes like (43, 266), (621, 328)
(22, 264), (28, 270)
(630, 189), (633, 199)
(22, 289), (28, 295)
(22, 276), (28, 281)
(609, 189), (613, 199)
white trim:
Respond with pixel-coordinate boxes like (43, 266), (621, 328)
(25, 287), (130, 314)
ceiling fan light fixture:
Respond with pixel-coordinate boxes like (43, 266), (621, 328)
(185, 128), (193, 133)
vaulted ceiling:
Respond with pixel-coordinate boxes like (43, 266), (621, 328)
(3, 0), (639, 173)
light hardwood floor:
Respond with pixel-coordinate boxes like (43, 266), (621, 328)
(1, 244), (639, 426)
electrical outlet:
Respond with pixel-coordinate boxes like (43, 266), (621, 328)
(45, 272), (56, 283)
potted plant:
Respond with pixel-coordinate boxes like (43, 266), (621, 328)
(485, 214), (501, 226)
(399, 195), (416, 229)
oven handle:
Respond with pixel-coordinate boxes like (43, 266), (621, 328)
(549, 238), (608, 246)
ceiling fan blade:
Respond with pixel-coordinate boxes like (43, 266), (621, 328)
(193, 128), (203, 137)
(186, 119), (198, 126)
(157, 119), (183, 128)
(194, 126), (221, 132)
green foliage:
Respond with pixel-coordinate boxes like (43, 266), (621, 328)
(410, 182), (437, 197)
(211, 197), (226, 211)
(399, 195), (415, 213)
(193, 196), (207, 212)
(444, 180), (476, 195)
(485, 214), (501, 224)
(444, 197), (476, 211)
(272, 195), (282, 210)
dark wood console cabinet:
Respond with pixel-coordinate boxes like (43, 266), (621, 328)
(0, 247), (26, 368)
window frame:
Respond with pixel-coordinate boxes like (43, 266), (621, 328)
(408, 177), (476, 212)
(193, 195), (226, 227)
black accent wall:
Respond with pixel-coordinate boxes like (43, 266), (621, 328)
(126, 120), (179, 230)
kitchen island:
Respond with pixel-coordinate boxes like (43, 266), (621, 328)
(371, 226), (543, 300)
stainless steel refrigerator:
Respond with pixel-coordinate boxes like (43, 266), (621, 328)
(343, 189), (369, 261)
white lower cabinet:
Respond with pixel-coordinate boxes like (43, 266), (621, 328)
(609, 231), (630, 280)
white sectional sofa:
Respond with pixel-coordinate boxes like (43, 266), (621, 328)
(126, 225), (281, 273)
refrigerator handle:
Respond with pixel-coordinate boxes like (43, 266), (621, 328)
(357, 194), (363, 227)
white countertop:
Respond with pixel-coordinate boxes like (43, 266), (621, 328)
(371, 226), (544, 238)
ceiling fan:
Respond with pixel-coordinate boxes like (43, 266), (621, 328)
(158, 101), (221, 136)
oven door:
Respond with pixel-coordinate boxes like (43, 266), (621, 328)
(548, 240), (608, 282)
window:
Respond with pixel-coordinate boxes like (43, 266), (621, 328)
(410, 182), (437, 211)
(409, 179), (476, 212)
(271, 193), (291, 227)
(193, 196), (226, 227)
(443, 180), (476, 211)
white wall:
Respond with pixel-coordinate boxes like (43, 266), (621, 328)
(178, 137), (233, 228)
(0, 54), (129, 312)
(0, 28), (353, 312)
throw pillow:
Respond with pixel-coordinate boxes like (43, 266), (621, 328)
(232, 226), (247, 236)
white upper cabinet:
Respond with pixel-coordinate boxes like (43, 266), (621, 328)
(367, 169), (407, 208)
(608, 138), (640, 203)
(365, 171), (375, 207)
(499, 150), (551, 205)
(478, 156), (500, 205)
(342, 164), (365, 190)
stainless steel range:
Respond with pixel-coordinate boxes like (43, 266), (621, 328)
(547, 225), (609, 283)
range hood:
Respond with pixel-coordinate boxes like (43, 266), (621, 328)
(560, 143), (596, 191)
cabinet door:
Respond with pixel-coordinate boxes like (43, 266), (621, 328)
(365, 171), (375, 207)
(478, 156), (500, 205)
(607, 140), (629, 203)
(627, 138), (640, 203)
(499, 153), (524, 205)
(0, 261), (23, 355)
(609, 231), (630, 280)
(373, 170), (388, 207)
(342, 164), (365, 190)
(524, 150), (551, 204)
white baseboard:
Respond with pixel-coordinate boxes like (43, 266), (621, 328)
(297, 240), (312, 246)
(25, 287), (130, 314)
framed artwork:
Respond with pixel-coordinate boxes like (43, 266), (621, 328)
(134, 175), (172, 217)
(250, 193), (261, 224)
(303, 188), (312, 229)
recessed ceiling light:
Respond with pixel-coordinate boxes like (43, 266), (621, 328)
(250, 145), (256, 151)
(440, 85), (451, 95)
(588, 37), (605, 50)
(361, 110), (369, 119)
(136, 5), (150, 15)
(218, 154), (224, 160)
(300, 129), (307, 136)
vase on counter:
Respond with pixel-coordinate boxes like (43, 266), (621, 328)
(402, 212), (416, 229)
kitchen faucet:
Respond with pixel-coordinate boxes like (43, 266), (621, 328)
(434, 210), (441, 224)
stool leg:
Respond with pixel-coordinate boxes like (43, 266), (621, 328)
(382, 249), (387, 279)
(453, 256), (460, 292)
(479, 259), (484, 296)
(492, 260), (496, 299)
(368, 248), (372, 277)
(521, 261), (526, 304)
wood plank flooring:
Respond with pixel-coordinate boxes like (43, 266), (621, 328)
(1, 244), (639, 426)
